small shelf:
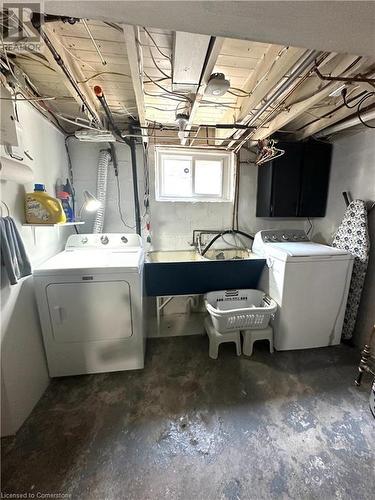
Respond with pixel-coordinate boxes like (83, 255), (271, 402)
(22, 222), (85, 227)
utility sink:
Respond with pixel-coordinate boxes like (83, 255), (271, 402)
(147, 250), (204, 263)
(202, 248), (254, 260)
(145, 249), (266, 296)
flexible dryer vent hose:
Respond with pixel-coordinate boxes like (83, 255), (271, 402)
(93, 149), (111, 233)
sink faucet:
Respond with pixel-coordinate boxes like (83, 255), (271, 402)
(190, 231), (205, 255)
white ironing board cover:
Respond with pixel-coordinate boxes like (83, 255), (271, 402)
(332, 200), (370, 340)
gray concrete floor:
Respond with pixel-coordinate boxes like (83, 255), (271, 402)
(1, 336), (374, 500)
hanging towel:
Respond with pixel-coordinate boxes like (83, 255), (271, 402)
(332, 200), (370, 340)
(0, 216), (32, 285)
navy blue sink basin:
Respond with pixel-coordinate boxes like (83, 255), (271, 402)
(144, 250), (266, 296)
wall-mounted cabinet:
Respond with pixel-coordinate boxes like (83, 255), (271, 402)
(256, 140), (332, 218)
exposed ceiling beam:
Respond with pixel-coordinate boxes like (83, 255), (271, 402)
(123, 24), (147, 141)
(250, 55), (366, 141)
(295, 100), (375, 140)
(40, 24), (102, 125)
(314, 107), (375, 138)
(182, 37), (224, 146)
(215, 43), (284, 143)
(221, 46), (306, 148)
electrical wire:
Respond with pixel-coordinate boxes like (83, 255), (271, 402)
(1, 42), (71, 134)
(228, 89), (250, 98)
(342, 88), (375, 128)
(0, 95), (63, 101)
(145, 106), (176, 112)
(115, 168), (136, 230)
(357, 93), (375, 128)
(143, 76), (170, 84)
(229, 86), (251, 96)
(51, 35), (98, 73)
(306, 217), (313, 236)
(77, 71), (131, 84)
(143, 71), (192, 103)
(148, 45), (171, 79)
(143, 27), (171, 62)
(144, 89), (187, 104)
(5, 52), (56, 72)
(341, 88), (368, 108)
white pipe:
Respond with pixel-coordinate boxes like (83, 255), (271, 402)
(315, 109), (375, 137)
(93, 149), (110, 233)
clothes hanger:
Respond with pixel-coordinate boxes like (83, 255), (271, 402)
(0, 200), (10, 217)
(256, 139), (285, 166)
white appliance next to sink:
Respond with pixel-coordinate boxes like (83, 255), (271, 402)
(252, 229), (353, 351)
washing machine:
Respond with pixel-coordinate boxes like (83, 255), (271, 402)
(33, 233), (145, 377)
(252, 229), (353, 350)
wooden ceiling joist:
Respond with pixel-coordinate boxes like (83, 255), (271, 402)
(295, 100), (375, 140)
(123, 24), (147, 141)
(221, 46), (306, 148)
(41, 25), (102, 125)
(251, 54), (365, 141)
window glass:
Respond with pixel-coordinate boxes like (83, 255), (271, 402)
(194, 159), (223, 195)
(162, 158), (192, 197)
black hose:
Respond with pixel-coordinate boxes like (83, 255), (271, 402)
(128, 126), (142, 236)
(201, 230), (254, 256)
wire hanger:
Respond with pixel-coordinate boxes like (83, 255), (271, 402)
(0, 200), (10, 217)
(256, 139), (285, 166)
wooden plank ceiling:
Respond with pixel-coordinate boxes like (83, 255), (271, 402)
(3, 16), (375, 144)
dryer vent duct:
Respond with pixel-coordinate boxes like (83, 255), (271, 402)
(93, 149), (111, 233)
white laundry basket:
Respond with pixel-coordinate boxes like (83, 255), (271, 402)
(205, 289), (277, 333)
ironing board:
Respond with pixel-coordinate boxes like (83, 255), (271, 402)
(332, 200), (370, 340)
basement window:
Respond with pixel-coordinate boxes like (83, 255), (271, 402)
(155, 148), (234, 202)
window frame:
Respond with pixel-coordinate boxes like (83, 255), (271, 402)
(155, 148), (235, 202)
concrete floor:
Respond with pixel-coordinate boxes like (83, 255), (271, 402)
(2, 336), (374, 500)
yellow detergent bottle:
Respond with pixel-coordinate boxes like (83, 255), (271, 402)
(25, 184), (67, 224)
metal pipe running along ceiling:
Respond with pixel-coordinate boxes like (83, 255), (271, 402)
(232, 49), (320, 152)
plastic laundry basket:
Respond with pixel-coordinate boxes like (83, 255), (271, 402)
(205, 289), (277, 333)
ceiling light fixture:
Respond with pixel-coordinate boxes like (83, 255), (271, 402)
(175, 113), (189, 141)
(205, 73), (230, 97)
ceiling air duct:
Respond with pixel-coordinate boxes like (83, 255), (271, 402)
(172, 32), (211, 93)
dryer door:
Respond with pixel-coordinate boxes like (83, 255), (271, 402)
(46, 280), (133, 342)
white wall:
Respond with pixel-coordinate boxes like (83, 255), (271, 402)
(149, 147), (307, 251)
(68, 139), (143, 234)
(1, 102), (73, 436)
(312, 129), (375, 347)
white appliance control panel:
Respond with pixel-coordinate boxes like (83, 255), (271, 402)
(65, 233), (142, 250)
(252, 229), (309, 256)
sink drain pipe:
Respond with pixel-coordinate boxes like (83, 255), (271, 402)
(94, 86), (141, 236)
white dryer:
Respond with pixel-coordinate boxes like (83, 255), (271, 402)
(253, 229), (353, 351)
(33, 233), (145, 377)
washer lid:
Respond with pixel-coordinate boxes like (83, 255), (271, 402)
(266, 242), (352, 259)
